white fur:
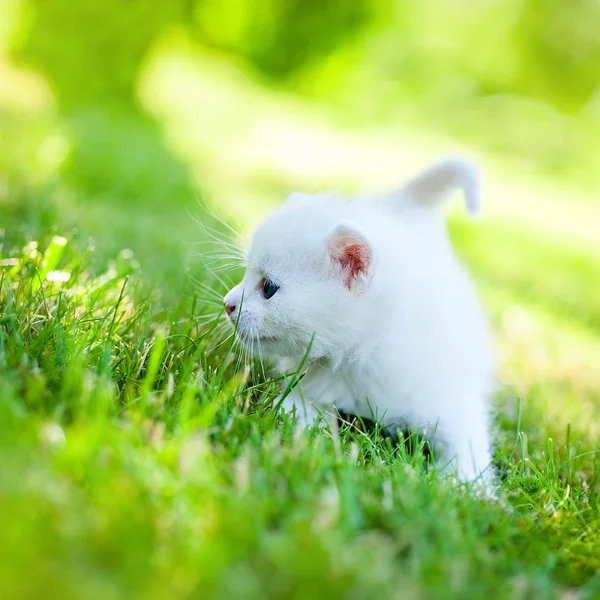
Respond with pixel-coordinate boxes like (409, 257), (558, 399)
(223, 158), (495, 485)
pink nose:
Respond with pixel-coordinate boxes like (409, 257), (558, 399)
(225, 302), (235, 316)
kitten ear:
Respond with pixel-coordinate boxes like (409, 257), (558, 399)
(392, 157), (480, 215)
(327, 222), (374, 291)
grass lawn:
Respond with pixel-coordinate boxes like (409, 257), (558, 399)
(1, 48), (600, 600)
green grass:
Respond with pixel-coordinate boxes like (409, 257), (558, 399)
(1, 199), (600, 599)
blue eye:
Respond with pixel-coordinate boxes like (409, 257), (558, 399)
(262, 277), (279, 299)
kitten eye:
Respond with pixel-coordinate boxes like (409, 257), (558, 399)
(261, 277), (279, 299)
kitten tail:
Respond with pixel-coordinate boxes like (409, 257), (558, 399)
(396, 158), (480, 215)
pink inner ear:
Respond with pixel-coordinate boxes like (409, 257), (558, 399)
(330, 238), (371, 290)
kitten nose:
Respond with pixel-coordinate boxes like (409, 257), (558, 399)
(224, 302), (235, 316)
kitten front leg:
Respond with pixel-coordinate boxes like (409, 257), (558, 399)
(279, 394), (321, 427)
(275, 367), (341, 429)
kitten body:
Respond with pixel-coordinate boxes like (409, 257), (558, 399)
(223, 159), (494, 483)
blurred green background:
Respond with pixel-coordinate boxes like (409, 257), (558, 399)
(3, 0), (600, 229)
(2, 1), (600, 596)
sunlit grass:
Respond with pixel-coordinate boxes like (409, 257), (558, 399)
(1, 230), (599, 599)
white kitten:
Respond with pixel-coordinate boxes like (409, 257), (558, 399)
(223, 158), (495, 485)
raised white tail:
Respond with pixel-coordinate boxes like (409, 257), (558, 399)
(395, 158), (481, 215)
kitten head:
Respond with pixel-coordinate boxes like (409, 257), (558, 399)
(221, 157), (480, 361)
(223, 194), (375, 360)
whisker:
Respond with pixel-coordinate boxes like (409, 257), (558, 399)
(187, 248), (244, 261)
(173, 309), (223, 326)
(189, 276), (230, 301)
(208, 269), (235, 291)
(194, 314), (226, 326)
(191, 282), (226, 300)
(201, 205), (246, 244)
(256, 338), (267, 382)
(234, 338), (245, 375)
(208, 330), (235, 355)
(192, 295), (223, 310)
(198, 314), (230, 341)
(193, 252), (245, 265)
(199, 261), (244, 274)
(189, 205), (245, 247)
(191, 265), (236, 290)
(195, 249), (246, 265)
(206, 197), (246, 242)
(186, 239), (245, 252)
(250, 338), (257, 388)
(200, 256), (243, 278)
(194, 256), (245, 269)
